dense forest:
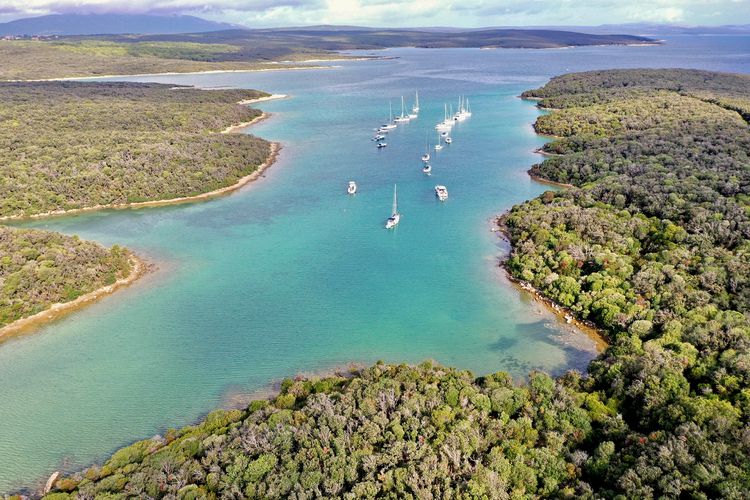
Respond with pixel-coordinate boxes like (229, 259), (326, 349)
(0, 226), (133, 328)
(0, 28), (654, 81)
(0, 82), (272, 218)
(27, 69), (750, 499)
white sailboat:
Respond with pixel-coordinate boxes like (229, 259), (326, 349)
(445, 136), (452, 144)
(421, 139), (431, 162)
(394, 96), (411, 123)
(347, 181), (357, 195)
(422, 163), (432, 174)
(380, 101), (397, 131)
(385, 184), (401, 229)
(436, 103), (454, 131)
(408, 90), (419, 118)
(435, 132), (444, 151)
(454, 96), (471, 121)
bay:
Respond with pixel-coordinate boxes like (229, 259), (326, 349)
(1, 35), (748, 493)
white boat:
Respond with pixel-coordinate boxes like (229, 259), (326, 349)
(412, 90), (420, 114)
(373, 134), (386, 141)
(445, 136), (452, 144)
(385, 184), (401, 229)
(435, 104), (454, 130)
(422, 163), (432, 174)
(377, 142), (388, 148)
(394, 96), (411, 123)
(454, 96), (471, 121)
(435, 132), (444, 151)
(347, 181), (357, 195)
(380, 102), (397, 130)
(421, 141), (431, 162)
(435, 185), (448, 201)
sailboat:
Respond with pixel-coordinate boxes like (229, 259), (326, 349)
(434, 131), (444, 151)
(422, 163), (432, 174)
(421, 138), (431, 162)
(454, 96), (471, 121)
(394, 96), (411, 123)
(408, 90), (419, 118)
(379, 102), (397, 131)
(436, 103), (454, 131)
(385, 184), (401, 229)
(347, 181), (357, 194)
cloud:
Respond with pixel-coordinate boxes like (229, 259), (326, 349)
(0, 0), (748, 27)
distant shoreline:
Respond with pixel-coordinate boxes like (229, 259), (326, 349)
(0, 255), (148, 343)
(9, 66), (329, 83)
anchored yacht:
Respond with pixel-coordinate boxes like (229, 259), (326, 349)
(380, 102), (397, 130)
(348, 181), (357, 195)
(435, 185), (448, 201)
(394, 96), (411, 123)
(385, 184), (401, 229)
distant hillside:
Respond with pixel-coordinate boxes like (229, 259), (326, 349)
(0, 14), (241, 36)
(0, 27), (657, 80)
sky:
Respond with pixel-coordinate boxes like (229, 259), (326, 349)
(0, 0), (749, 27)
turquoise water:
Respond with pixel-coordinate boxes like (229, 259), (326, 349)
(1, 35), (749, 493)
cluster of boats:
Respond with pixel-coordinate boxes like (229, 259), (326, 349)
(372, 91), (420, 148)
(434, 96), (471, 145)
(352, 92), (474, 227)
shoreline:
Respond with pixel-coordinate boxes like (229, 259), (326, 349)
(495, 224), (608, 351)
(9, 66), (329, 83)
(496, 102), (608, 349)
(219, 94), (288, 133)
(220, 111), (270, 134)
(528, 172), (574, 188)
(502, 260), (608, 351)
(0, 143), (280, 222)
(236, 93), (288, 106)
(0, 255), (149, 343)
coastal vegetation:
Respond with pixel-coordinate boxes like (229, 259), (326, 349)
(31, 69), (750, 498)
(0, 82), (272, 218)
(0, 226), (133, 329)
(0, 81), (271, 334)
(0, 28), (654, 81)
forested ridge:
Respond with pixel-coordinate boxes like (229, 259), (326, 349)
(0, 82), (272, 218)
(22, 69), (749, 499)
(0, 226), (133, 328)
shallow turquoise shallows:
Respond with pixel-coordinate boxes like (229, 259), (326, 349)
(2, 35), (749, 493)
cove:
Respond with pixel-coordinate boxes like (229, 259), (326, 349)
(2, 36), (749, 493)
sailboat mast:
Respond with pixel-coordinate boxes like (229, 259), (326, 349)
(389, 101), (393, 121)
(392, 184), (398, 214)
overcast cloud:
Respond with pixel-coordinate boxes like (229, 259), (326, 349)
(0, 0), (748, 27)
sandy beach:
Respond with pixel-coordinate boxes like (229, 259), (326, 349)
(0, 255), (148, 343)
